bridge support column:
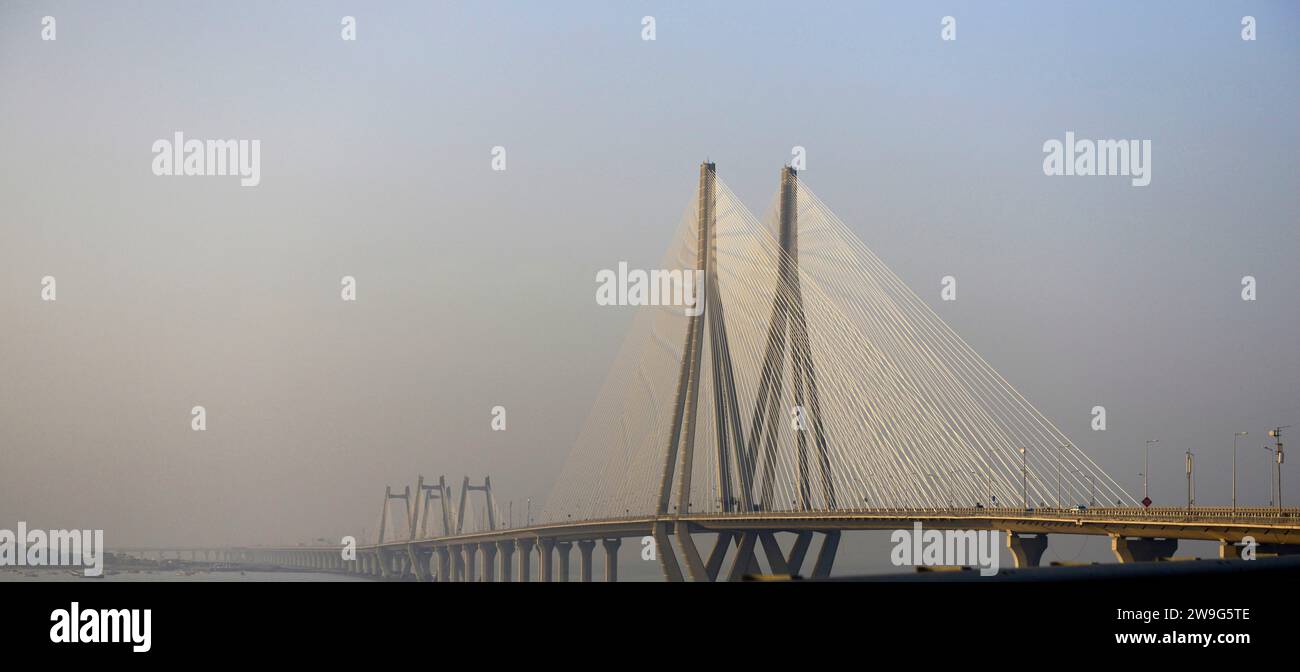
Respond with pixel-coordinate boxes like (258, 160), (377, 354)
(727, 532), (760, 581)
(577, 540), (596, 582)
(497, 541), (514, 582)
(450, 545), (464, 581)
(538, 538), (556, 582)
(434, 547), (451, 582)
(481, 544), (497, 582)
(555, 541), (572, 582)
(407, 545), (430, 582)
(1005, 532), (1049, 568)
(1111, 536), (1177, 563)
(463, 544), (479, 582)
(1219, 540), (1242, 559)
(811, 530), (840, 578)
(516, 538), (535, 582)
(602, 538), (621, 582)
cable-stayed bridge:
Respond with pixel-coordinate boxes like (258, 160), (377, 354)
(123, 163), (1300, 580)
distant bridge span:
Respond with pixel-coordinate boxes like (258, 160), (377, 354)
(120, 506), (1300, 582)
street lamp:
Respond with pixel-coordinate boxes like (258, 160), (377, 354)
(1020, 447), (1028, 510)
(1232, 432), (1247, 513)
(1144, 439), (1159, 502)
(1056, 446), (1066, 509)
(1269, 426), (1290, 511)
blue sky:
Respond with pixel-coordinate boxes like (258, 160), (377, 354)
(1, 1), (1297, 558)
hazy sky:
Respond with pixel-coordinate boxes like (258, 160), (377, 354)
(1, 1), (1297, 557)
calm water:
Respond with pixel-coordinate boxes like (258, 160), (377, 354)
(0, 569), (372, 582)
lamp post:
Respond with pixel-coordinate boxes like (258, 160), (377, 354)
(1144, 439), (1159, 502)
(1020, 447), (1028, 510)
(1269, 426), (1290, 511)
(1185, 449), (1195, 508)
(1232, 432), (1247, 513)
(1056, 447), (1064, 509)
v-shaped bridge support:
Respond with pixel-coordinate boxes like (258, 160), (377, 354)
(655, 164), (838, 581)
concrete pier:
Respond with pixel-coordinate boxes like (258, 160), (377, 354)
(1111, 536), (1178, 563)
(516, 538), (535, 582)
(555, 541), (572, 582)
(481, 543), (497, 582)
(453, 546), (466, 581)
(435, 547), (452, 582)
(602, 538), (621, 582)
(463, 543), (478, 582)
(497, 541), (514, 582)
(407, 545), (430, 582)
(577, 540), (596, 582)
(1005, 532), (1049, 568)
(539, 538), (556, 582)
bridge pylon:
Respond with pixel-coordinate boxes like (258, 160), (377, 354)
(413, 474), (452, 538)
(456, 476), (498, 533)
(652, 162), (748, 580)
(651, 163), (841, 581)
(377, 485), (412, 545)
(746, 165), (835, 511)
